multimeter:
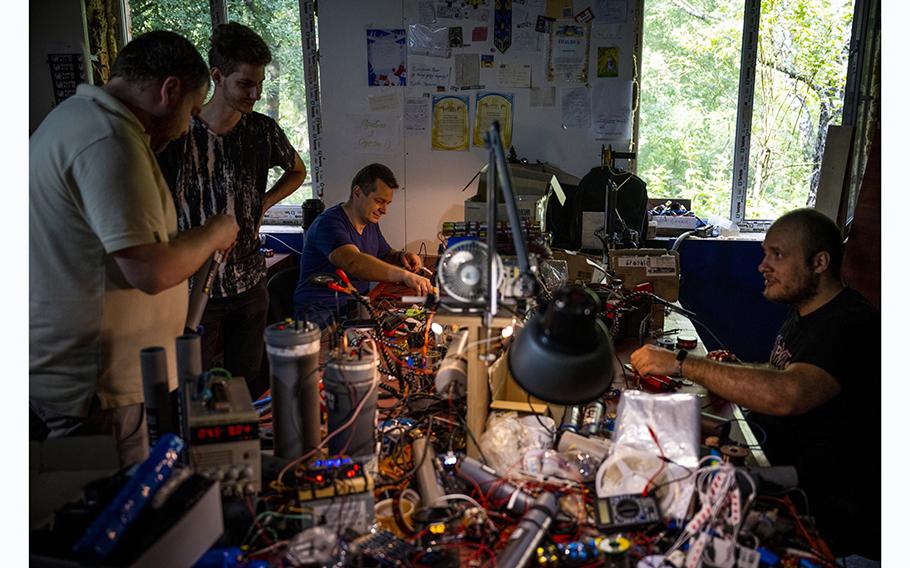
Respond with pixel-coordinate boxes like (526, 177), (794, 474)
(594, 494), (662, 532)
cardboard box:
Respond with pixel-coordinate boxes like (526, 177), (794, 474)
(609, 249), (681, 331)
(550, 249), (606, 284)
(476, 163), (580, 201)
(609, 249), (680, 301)
(464, 193), (550, 227)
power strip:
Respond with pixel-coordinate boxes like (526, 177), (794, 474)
(263, 205), (302, 226)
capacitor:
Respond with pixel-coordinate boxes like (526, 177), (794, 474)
(581, 401), (605, 436)
(559, 405), (583, 433)
(676, 335), (698, 350)
(719, 444), (749, 465)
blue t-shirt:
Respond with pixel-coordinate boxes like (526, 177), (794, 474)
(294, 204), (392, 315)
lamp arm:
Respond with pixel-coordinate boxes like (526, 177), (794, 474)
(485, 122), (537, 297)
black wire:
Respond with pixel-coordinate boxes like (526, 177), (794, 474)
(686, 314), (728, 352)
(456, 412), (490, 466)
(527, 392), (555, 438)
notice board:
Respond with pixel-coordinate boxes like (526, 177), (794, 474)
(318, 0), (641, 250)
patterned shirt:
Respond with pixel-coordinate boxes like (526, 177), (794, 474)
(158, 112), (296, 297)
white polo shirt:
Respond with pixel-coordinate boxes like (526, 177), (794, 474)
(30, 84), (187, 417)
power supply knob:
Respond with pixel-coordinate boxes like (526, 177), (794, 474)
(226, 467), (240, 480)
(243, 466), (254, 479)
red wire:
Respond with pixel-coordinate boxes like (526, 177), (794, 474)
(641, 425), (667, 497)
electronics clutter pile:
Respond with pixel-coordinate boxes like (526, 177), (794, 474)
(30, 270), (835, 568)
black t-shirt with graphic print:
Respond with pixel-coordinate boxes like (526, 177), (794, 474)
(158, 112), (296, 297)
(749, 287), (880, 558)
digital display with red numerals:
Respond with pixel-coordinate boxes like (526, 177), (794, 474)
(190, 422), (259, 444)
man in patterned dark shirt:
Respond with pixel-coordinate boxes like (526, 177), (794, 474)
(158, 22), (307, 398)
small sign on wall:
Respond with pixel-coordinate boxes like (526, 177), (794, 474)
(47, 53), (86, 105)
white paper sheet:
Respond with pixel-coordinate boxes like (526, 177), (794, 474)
(347, 114), (402, 154)
(368, 92), (401, 113)
(405, 96), (429, 133)
(591, 80), (632, 141)
(454, 53), (481, 88)
(561, 86), (591, 128)
(418, 0), (436, 24)
(529, 86), (556, 107)
(592, 23), (624, 42)
(410, 59), (453, 88)
(497, 64), (532, 88)
(512, 6), (541, 52)
(595, 0), (628, 24)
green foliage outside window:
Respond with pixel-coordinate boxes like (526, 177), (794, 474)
(129, 0), (313, 204)
(639, 0), (853, 221)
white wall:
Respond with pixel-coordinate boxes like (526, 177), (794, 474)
(29, 0), (91, 134)
(318, 0), (638, 251)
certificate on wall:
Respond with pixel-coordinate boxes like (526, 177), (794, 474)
(367, 29), (407, 86)
(546, 21), (590, 83)
(432, 95), (470, 151)
(472, 92), (513, 148)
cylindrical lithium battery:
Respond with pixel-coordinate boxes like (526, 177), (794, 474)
(559, 405), (583, 433)
(140, 346), (174, 446)
(323, 349), (379, 460)
(176, 334), (203, 442)
(581, 401), (605, 436)
(264, 321), (322, 459)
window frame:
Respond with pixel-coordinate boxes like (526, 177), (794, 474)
(632, 0), (867, 227)
(121, 0), (323, 201)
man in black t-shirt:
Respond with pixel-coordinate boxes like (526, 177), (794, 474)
(631, 208), (880, 560)
(158, 23), (306, 398)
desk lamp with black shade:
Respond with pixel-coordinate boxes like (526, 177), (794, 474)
(478, 121), (615, 407)
(480, 122), (616, 568)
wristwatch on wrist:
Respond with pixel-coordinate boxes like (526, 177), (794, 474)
(674, 349), (689, 377)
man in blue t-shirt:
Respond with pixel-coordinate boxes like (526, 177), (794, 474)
(294, 163), (433, 326)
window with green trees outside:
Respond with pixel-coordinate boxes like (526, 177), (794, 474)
(127, 0), (313, 205)
(638, 0), (854, 222)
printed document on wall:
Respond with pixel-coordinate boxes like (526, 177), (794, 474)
(405, 96), (429, 134)
(410, 57), (453, 88)
(591, 81), (632, 141)
(560, 86), (591, 128)
(367, 29), (407, 86)
(473, 92), (513, 148)
(595, 0), (628, 23)
(432, 95), (470, 151)
(547, 21), (590, 83)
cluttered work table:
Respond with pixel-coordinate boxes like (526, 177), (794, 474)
(31, 263), (828, 568)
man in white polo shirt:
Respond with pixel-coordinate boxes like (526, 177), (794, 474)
(29, 31), (239, 465)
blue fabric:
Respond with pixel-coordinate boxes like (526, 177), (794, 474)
(294, 204), (391, 317)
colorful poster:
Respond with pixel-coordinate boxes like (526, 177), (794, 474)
(473, 92), (514, 148)
(547, 21), (590, 83)
(367, 29), (407, 86)
(597, 46), (620, 77)
(432, 95), (470, 151)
